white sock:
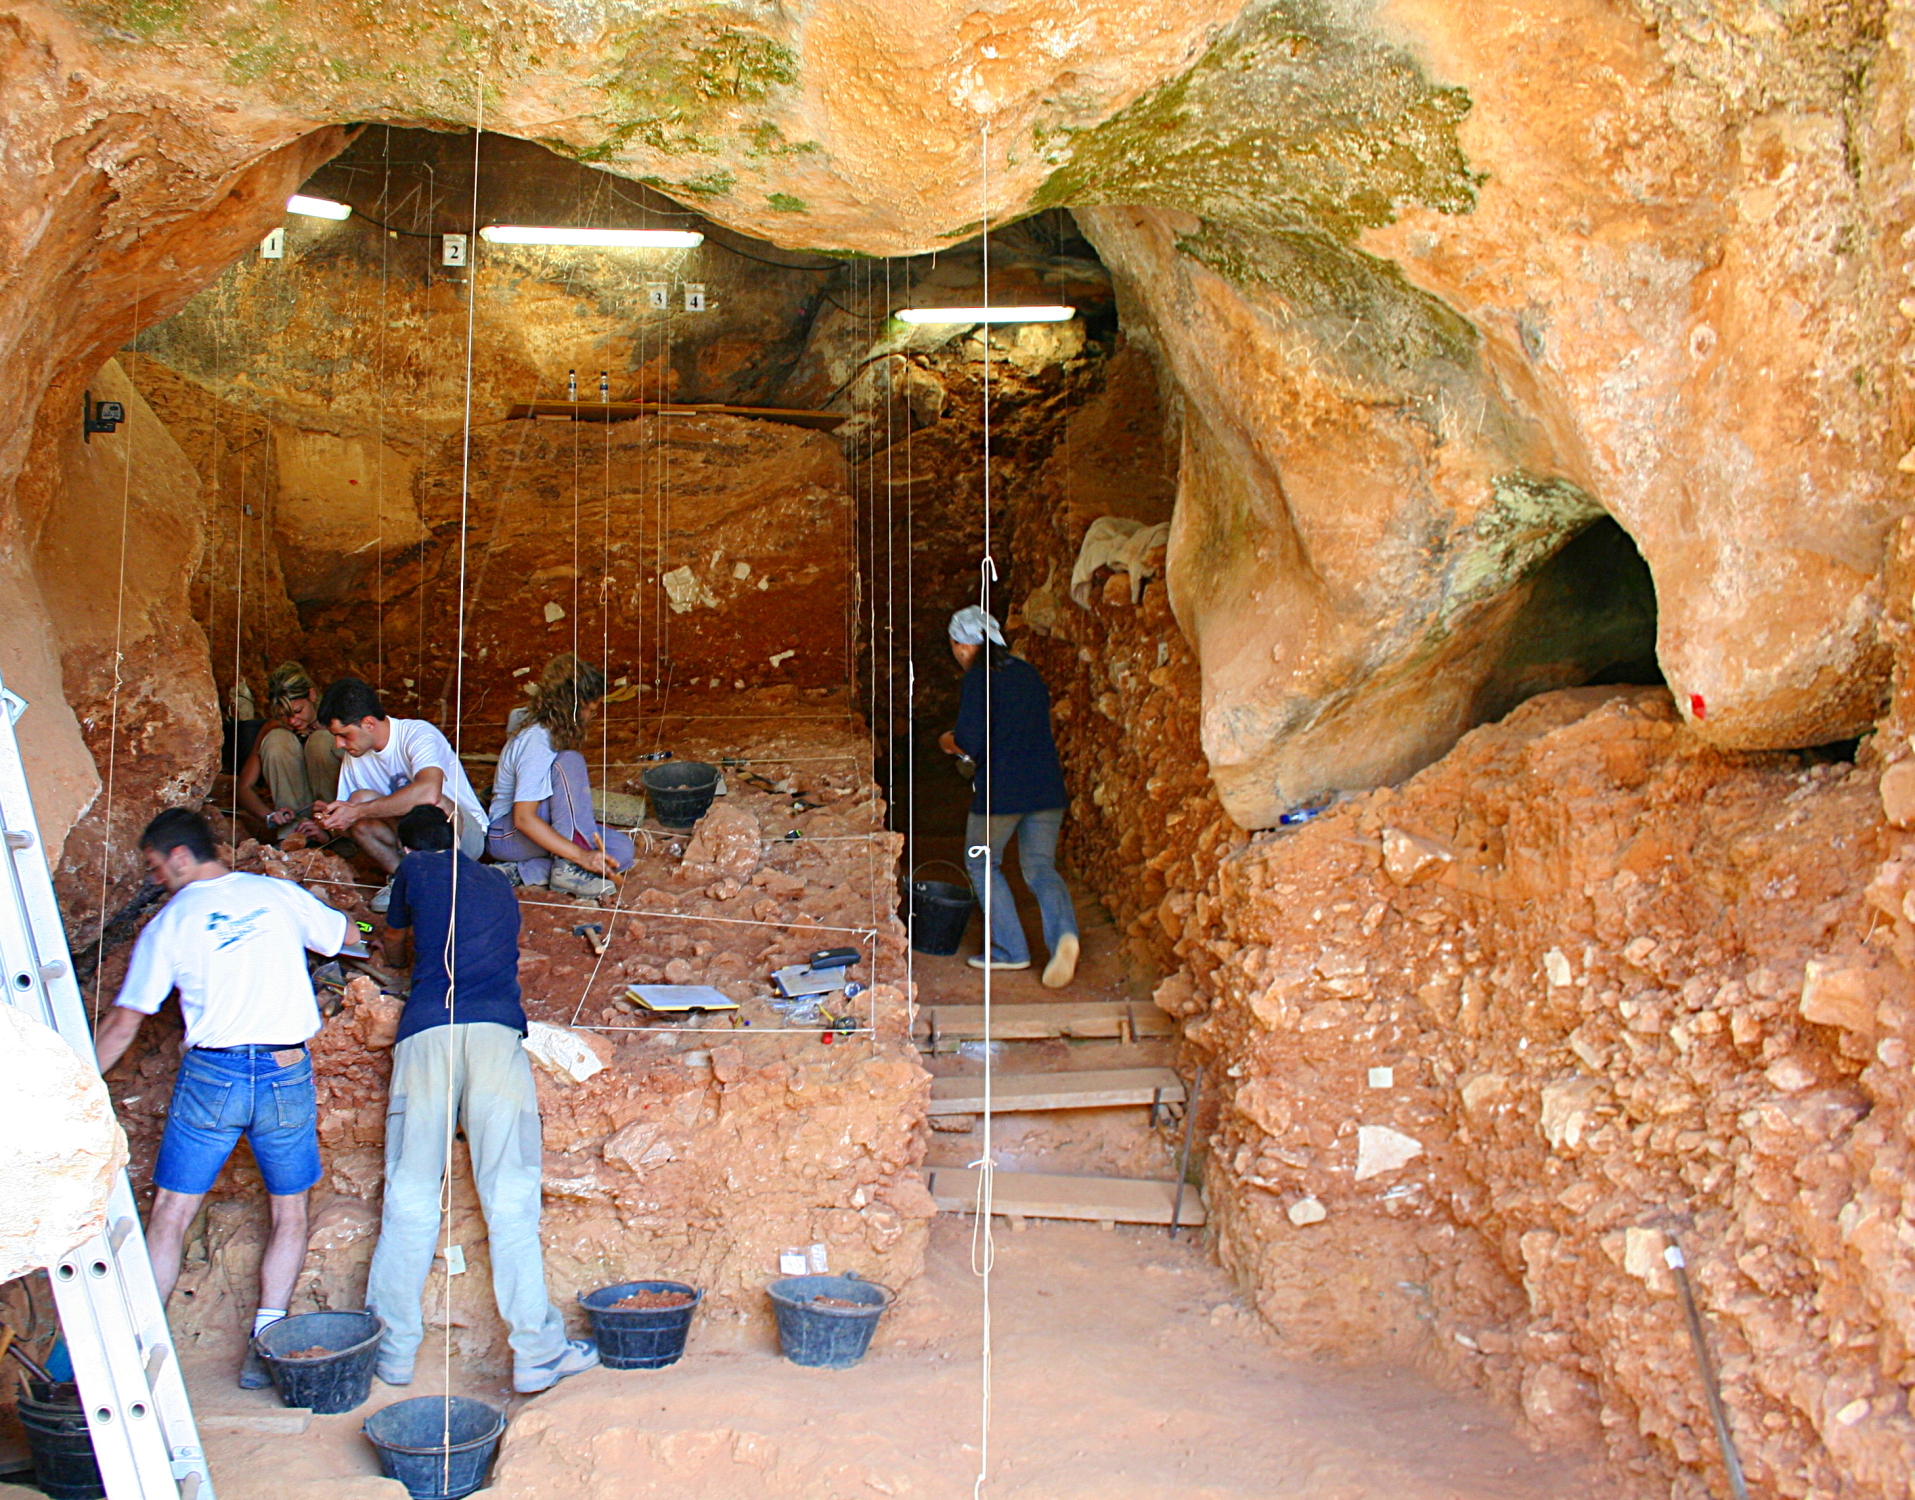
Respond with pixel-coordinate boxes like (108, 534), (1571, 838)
(252, 1308), (287, 1336)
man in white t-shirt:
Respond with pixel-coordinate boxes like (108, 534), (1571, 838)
(93, 807), (350, 1389)
(312, 677), (486, 912)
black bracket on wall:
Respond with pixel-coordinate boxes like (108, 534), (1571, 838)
(83, 391), (125, 442)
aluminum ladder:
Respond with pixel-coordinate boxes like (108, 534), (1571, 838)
(0, 674), (214, 1499)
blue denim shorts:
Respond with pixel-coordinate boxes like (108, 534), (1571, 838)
(153, 1045), (322, 1197)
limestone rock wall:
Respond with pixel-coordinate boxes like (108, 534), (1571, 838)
(21, 359), (224, 935)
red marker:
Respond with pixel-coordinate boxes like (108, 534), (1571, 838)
(1689, 693), (1706, 720)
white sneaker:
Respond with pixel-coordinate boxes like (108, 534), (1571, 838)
(370, 882), (393, 914)
(551, 860), (616, 900)
(966, 955), (1030, 972)
(1042, 933), (1080, 989)
(514, 1338), (600, 1394)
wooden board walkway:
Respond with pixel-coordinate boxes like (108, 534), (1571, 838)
(927, 1066), (1185, 1117)
(914, 1000), (1176, 1051)
(507, 400), (844, 431)
(925, 1167), (1204, 1227)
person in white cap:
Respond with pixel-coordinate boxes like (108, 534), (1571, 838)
(937, 606), (1080, 987)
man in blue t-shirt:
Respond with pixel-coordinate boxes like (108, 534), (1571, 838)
(363, 805), (599, 1393)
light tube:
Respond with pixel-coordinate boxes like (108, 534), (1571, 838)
(895, 305), (1074, 324)
(287, 194), (352, 220)
(478, 226), (704, 248)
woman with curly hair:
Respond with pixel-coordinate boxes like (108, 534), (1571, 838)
(484, 655), (632, 898)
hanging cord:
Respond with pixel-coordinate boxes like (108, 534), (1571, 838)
(375, 126), (394, 690)
(436, 95), (485, 1473)
(91, 283), (140, 1028)
(968, 122), (997, 1500)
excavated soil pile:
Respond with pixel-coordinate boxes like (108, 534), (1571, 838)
(96, 697), (931, 1377)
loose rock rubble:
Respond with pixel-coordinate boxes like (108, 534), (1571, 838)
(93, 710), (931, 1378)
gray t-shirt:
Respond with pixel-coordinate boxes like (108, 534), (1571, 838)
(488, 723), (560, 824)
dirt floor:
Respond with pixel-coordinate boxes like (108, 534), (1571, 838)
(167, 1212), (1609, 1500)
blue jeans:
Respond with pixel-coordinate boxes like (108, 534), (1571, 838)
(486, 748), (634, 883)
(153, 1045), (321, 1196)
(963, 807), (1078, 965)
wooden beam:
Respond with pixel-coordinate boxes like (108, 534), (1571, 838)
(925, 1168), (1204, 1226)
(914, 1000), (1175, 1049)
(927, 1067), (1185, 1116)
(506, 400), (844, 432)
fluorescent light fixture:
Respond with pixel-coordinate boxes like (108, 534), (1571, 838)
(896, 305), (1075, 325)
(287, 194), (352, 220)
(478, 226), (704, 248)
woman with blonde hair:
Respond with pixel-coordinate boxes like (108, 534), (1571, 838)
(485, 655), (631, 898)
(235, 661), (342, 842)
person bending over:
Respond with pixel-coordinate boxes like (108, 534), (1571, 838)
(485, 654), (632, 900)
(365, 806), (598, 1393)
(311, 677), (487, 913)
(939, 606), (1081, 987)
(93, 807), (349, 1389)
(235, 661), (341, 844)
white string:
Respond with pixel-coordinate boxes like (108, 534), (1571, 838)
(438, 89), (485, 1463)
(970, 120), (996, 1500)
(91, 285), (139, 1027)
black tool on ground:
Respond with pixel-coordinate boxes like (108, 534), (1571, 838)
(1169, 1064), (1205, 1241)
(808, 947), (860, 970)
(253, 1310), (384, 1415)
(781, 829), (801, 841)
(572, 921), (608, 957)
(1666, 1235), (1751, 1500)
(2, 1325), (55, 1385)
(790, 800), (816, 814)
(635, 750), (673, 762)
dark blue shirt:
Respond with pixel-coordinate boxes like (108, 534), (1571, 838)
(385, 850), (527, 1044)
(953, 656), (1069, 816)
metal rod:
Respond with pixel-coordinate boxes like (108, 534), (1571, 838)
(1168, 1063), (1203, 1239)
(1666, 1238), (1750, 1500)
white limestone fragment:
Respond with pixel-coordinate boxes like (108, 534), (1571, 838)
(662, 566), (719, 613)
(1354, 1125), (1423, 1181)
(522, 1021), (610, 1084)
(544, 601), (566, 623)
(1544, 948), (1574, 987)
(0, 1007), (127, 1282)
(1286, 1196), (1327, 1226)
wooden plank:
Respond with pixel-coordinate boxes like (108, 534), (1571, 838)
(927, 1067), (1185, 1116)
(506, 401), (844, 432)
(926, 1168), (1204, 1227)
(915, 1001), (1175, 1047)
(195, 1409), (313, 1436)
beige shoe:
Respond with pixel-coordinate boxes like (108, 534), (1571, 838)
(1041, 932), (1080, 989)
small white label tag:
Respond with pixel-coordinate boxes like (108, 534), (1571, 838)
(778, 1250), (807, 1276)
(808, 1243), (829, 1274)
(1367, 1066), (1394, 1090)
(443, 1244), (466, 1275)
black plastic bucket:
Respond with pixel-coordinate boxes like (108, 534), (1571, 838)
(253, 1310), (384, 1415)
(363, 1396), (506, 1500)
(16, 1386), (102, 1500)
(766, 1273), (894, 1369)
(909, 879), (974, 956)
(641, 762), (719, 829)
(577, 1281), (703, 1370)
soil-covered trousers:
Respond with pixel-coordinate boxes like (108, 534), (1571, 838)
(365, 1022), (567, 1373)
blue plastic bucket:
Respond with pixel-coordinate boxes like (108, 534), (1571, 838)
(363, 1396), (506, 1500)
(766, 1273), (894, 1369)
